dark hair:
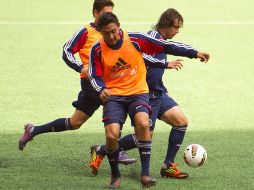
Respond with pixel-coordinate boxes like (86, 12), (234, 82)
(154, 8), (183, 30)
(93, 0), (114, 16)
(98, 12), (119, 30)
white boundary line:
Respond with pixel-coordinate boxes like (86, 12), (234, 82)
(187, 20), (254, 25)
(0, 20), (254, 25)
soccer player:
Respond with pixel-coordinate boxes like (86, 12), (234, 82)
(88, 12), (209, 189)
(18, 0), (136, 165)
(90, 8), (210, 180)
(144, 8), (192, 178)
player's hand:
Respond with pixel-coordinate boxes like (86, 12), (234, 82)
(100, 88), (110, 104)
(80, 66), (89, 76)
(167, 59), (183, 70)
(197, 52), (210, 63)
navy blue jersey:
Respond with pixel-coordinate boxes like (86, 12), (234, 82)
(145, 30), (197, 93)
(146, 30), (169, 93)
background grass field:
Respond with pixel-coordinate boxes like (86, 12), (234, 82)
(1, 0), (254, 189)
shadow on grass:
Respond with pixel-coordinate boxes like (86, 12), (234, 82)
(0, 130), (254, 189)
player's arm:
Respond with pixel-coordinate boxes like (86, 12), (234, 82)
(142, 53), (168, 68)
(143, 53), (184, 71)
(87, 43), (109, 103)
(129, 32), (209, 62)
(62, 28), (87, 73)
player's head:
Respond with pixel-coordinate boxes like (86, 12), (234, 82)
(154, 8), (183, 39)
(98, 12), (120, 46)
(93, 0), (114, 24)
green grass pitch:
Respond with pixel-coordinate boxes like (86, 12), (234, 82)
(1, 0), (254, 189)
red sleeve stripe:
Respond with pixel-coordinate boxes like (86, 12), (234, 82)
(63, 28), (87, 67)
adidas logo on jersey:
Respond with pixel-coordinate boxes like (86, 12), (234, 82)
(111, 58), (131, 72)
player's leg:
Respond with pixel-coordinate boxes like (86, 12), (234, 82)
(18, 90), (99, 150)
(116, 93), (162, 149)
(159, 94), (189, 178)
(118, 133), (138, 158)
(88, 95), (158, 177)
(89, 132), (138, 175)
(129, 94), (156, 187)
(103, 123), (121, 189)
(117, 124), (137, 165)
(115, 94), (161, 152)
(101, 122), (138, 165)
(101, 98), (128, 189)
(161, 106), (188, 164)
(89, 133), (138, 175)
(109, 96), (157, 153)
(89, 110), (136, 176)
(18, 110), (89, 151)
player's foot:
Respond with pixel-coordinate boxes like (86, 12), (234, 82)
(107, 177), (121, 189)
(118, 151), (137, 165)
(18, 124), (34, 150)
(89, 145), (104, 176)
(160, 162), (189, 179)
(141, 175), (156, 188)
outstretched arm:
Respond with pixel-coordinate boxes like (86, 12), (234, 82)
(128, 31), (210, 62)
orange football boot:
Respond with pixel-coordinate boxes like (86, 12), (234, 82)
(89, 145), (104, 176)
(160, 162), (189, 179)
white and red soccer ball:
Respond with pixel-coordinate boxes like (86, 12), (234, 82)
(184, 144), (207, 168)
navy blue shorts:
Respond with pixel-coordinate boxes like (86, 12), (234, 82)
(102, 94), (151, 125)
(149, 92), (178, 131)
(72, 78), (101, 117)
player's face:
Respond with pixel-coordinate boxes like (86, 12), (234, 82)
(165, 19), (182, 39)
(101, 23), (121, 46)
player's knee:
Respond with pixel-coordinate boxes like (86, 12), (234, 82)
(136, 120), (150, 133)
(181, 117), (188, 126)
(174, 116), (188, 127)
(71, 125), (81, 130)
(70, 119), (85, 130)
(106, 133), (118, 143)
(69, 110), (89, 130)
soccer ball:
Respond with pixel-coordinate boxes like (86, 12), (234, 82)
(183, 144), (207, 168)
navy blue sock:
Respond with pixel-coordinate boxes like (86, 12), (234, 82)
(138, 140), (152, 176)
(107, 146), (120, 178)
(97, 134), (138, 157)
(97, 145), (107, 157)
(31, 118), (72, 137)
(164, 126), (187, 166)
(118, 134), (138, 151)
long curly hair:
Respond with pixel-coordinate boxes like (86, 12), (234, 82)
(153, 8), (183, 30)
